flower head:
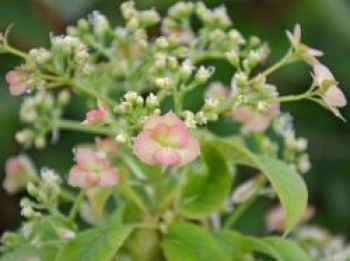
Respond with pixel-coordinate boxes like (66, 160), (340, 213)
(313, 63), (347, 108)
(68, 148), (118, 189)
(5, 67), (28, 96)
(83, 101), (108, 125)
(133, 112), (200, 166)
(234, 102), (280, 132)
(3, 155), (36, 194)
(286, 24), (323, 65)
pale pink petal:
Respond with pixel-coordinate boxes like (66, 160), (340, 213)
(84, 110), (105, 124)
(307, 48), (323, 58)
(86, 173), (101, 184)
(313, 63), (335, 85)
(68, 165), (92, 188)
(143, 114), (162, 130)
(206, 82), (230, 101)
(246, 115), (271, 132)
(99, 168), (118, 187)
(234, 106), (254, 123)
(176, 136), (200, 166)
(5, 157), (22, 177)
(95, 138), (119, 155)
(5, 71), (20, 85)
(154, 148), (180, 166)
(162, 112), (184, 127)
(75, 148), (101, 170)
(133, 130), (161, 165)
(324, 86), (347, 108)
(294, 24), (301, 44)
(266, 102), (280, 117)
(97, 101), (108, 113)
(168, 124), (189, 148)
(9, 84), (27, 96)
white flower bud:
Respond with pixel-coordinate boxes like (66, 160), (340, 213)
(156, 37), (169, 49)
(146, 93), (159, 108)
(226, 49), (239, 66)
(167, 56), (178, 70)
(155, 77), (173, 89)
(195, 66), (214, 83)
(180, 59), (194, 79)
(116, 133), (128, 144)
(154, 53), (167, 69)
(127, 17), (139, 32)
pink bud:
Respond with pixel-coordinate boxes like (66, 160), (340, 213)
(3, 155), (36, 194)
(5, 67), (28, 96)
(83, 101), (108, 124)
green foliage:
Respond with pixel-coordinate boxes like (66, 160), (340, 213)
(179, 142), (232, 218)
(215, 138), (308, 233)
(55, 225), (133, 261)
(0, 246), (57, 261)
(162, 223), (226, 261)
(214, 230), (311, 261)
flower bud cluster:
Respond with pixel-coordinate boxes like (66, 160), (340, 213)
(17, 91), (68, 149)
(273, 113), (311, 174)
(294, 225), (350, 261)
(121, 1), (160, 31)
(195, 2), (232, 29)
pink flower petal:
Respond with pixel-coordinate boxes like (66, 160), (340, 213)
(68, 165), (92, 188)
(154, 148), (180, 166)
(133, 130), (161, 165)
(324, 85), (347, 108)
(5, 71), (20, 85)
(246, 115), (271, 132)
(84, 110), (105, 124)
(176, 136), (200, 166)
(99, 168), (118, 187)
(144, 112), (182, 130)
(168, 124), (190, 148)
(9, 84), (27, 96)
(75, 148), (102, 170)
(307, 48), (323, 58)
(234, 106), (254, 123)
(95, 138), (119, 155)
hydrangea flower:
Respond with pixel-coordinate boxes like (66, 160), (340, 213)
(5, 67), (28, 96)
(286, 24), (323, 65)
(68, 148), (118, 188)
(234, 102), (280, 132)
(83, 101), (108, 125)
(3, 155), (36, 194)
(313, 63), (347, 108)
(133, 112), (200, 166)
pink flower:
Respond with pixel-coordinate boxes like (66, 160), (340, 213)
(83, 101), (108, 125)
(313, 63), (347, 108)
(205, 82), (230, 102)
(265, 205), (314, 232)
(133, 112), (200, 166)
(3, 155), (36, 194)
(95, 138), (119, 156)
(5, 67), (28, 96)
(68, 148), (118, 189)
(286, 24), (323, 65)
(234, 102), (280, 132)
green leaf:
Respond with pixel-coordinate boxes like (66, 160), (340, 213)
(179, 142), (232, 218)
(0, 246), (57, 261)
(214, 231), (311, 261)
(55, 225), (133, 261)
(253, 236), (311, 261)
(162, 223), (226, 261)
(215, 138), (308, 234)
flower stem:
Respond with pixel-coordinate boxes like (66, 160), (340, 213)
(54, 119), (116, 136)
(120, 182), (149, 216)
(278, 91), (315, 103)
(68, 190), (85, 223)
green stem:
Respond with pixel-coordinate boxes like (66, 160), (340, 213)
(223, 194), (259, 229)
(278, 91), (315, 103)
(72, 82), (116, 108)
(54, 119), (116, 136)
(120, 183), (149, 216)
(68, 190), (85, 223)
(3, 45), (28, 59)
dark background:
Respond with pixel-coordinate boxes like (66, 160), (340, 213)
(0, 0), (349, 237)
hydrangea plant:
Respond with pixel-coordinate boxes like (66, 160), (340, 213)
(0, 2), (348, 261)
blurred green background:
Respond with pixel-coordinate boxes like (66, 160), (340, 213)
(0, 0), (349, 238)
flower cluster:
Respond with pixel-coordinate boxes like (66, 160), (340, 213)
(0, 1), (348, 260)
